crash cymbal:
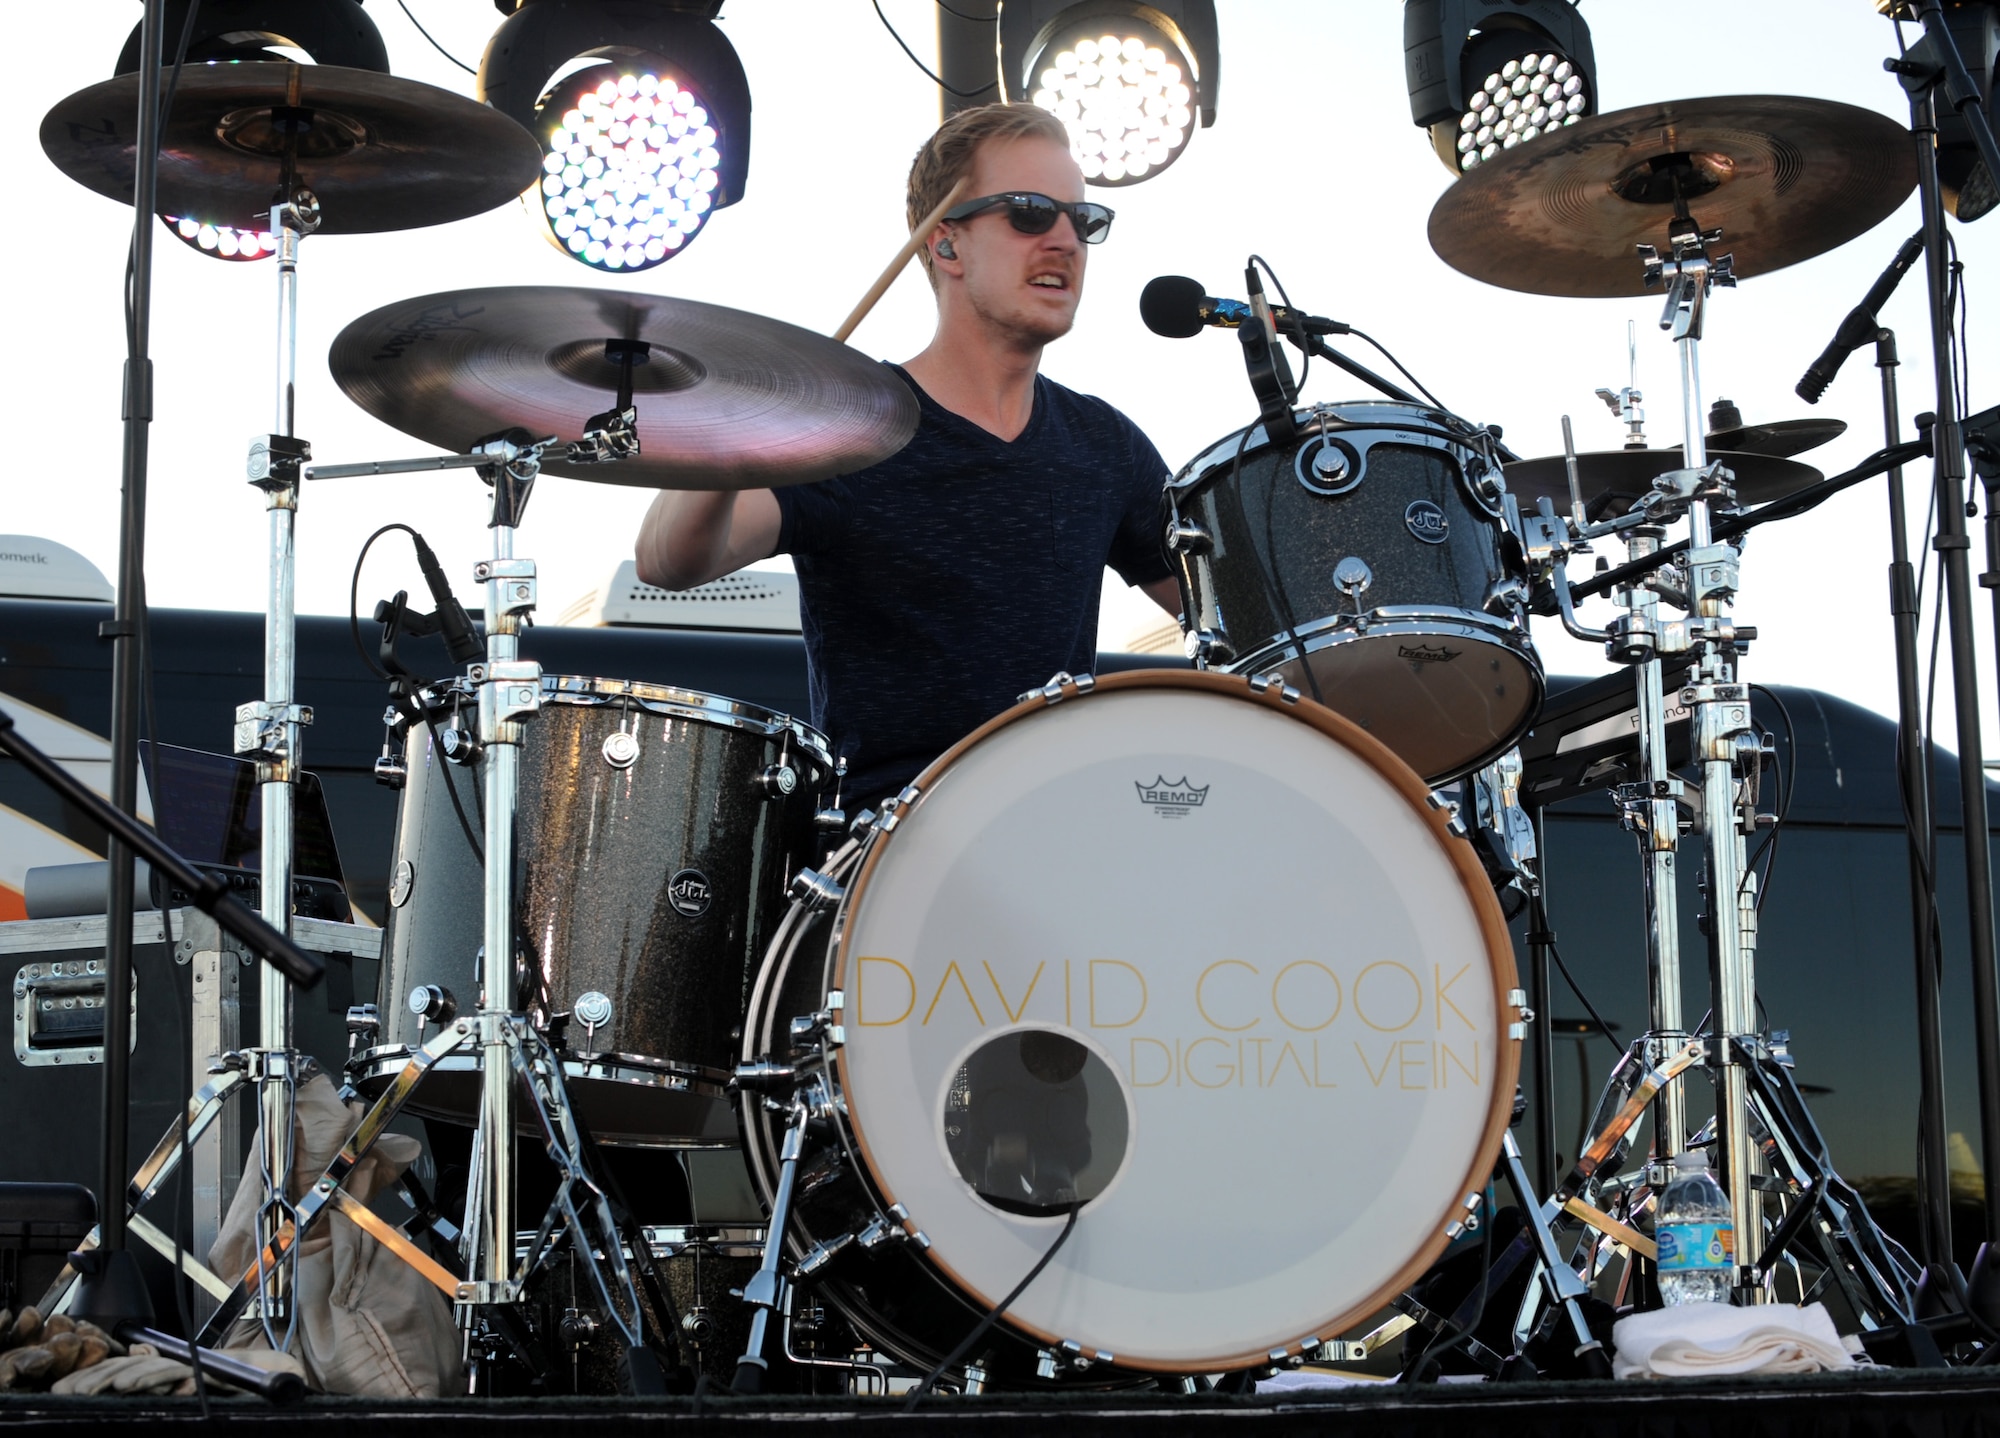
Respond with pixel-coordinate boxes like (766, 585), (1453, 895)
(1429, 96), (1916, 297)
(41, 63), (541, 234)
(328, 287), (919, 490)
(1705, 397), (1847, 457)
(1506, 447), (1822, 511)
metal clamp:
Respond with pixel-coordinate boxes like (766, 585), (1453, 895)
(475, 557), (538, 621)
(245, 433), (311, 490)
(479, 660), (544, 742)
(231, 700), (313, 764)
(1685, 542), (1741, 606)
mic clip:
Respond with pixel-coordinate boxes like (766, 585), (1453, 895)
(1239, 288), (1298, 442)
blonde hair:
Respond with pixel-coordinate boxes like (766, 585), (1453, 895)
(907, 103), (1072, 285)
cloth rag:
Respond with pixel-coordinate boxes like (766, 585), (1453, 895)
(1612, 1301), (1856, 1378)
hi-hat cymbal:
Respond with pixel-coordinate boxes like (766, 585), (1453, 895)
(328, 287), (919, 490)
(41, 63), (542, 234)
(1429, 96), (1917, 297)
(1703, 398), (1847, 457)
(1706, 416), (1848, 457)
(1506, 447), (1821, 512)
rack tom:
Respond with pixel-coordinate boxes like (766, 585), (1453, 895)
(1166, 401), (1542, 784)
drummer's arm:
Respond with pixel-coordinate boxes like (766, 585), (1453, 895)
(1141, 576), (1180, 615)
(635, 488), (782, 590)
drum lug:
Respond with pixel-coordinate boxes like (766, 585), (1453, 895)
(1018, 671), (1097, 707)
(793, 1232), (855, 1279)
(814, 805), (847, 833)
(343, 1004), (380, 1068)
(1443, 1190), (1485, 1240)
(438, 724), (481, 766)
(1508, 986), (1534, 1041)
(1425, 791), (1469, 839)
(789, 1008), (844, 1052)
(1164, 514), (1213, 555)
(1246, 672), (1301, 704)
(1183, 629), (1234, 668)
(856, 1202), (912, 1252)
(788, 867), (846, 910)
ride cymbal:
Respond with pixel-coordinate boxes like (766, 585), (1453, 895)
(1505, 447), (1822, 512)
(328, 286), (919, 490)
(1429, 96), (1916, 297)
(41, 63), (542, 233)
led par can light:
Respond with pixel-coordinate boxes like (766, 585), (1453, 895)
(1404, 0), (1595, 176)
(1002, 1), (1218, 188)
(480, 1), (749, 272)
(113, 0), (391, 263)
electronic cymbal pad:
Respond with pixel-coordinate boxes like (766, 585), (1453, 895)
(1428, 96), (1917, 297)
(1504, 447), (1822, 512)
(327, 286), (920, 489)
(40, 62), (542, 233)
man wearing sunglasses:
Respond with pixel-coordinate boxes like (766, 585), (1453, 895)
(637, 103), (1179, 809)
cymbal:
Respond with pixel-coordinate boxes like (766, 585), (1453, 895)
(1707, 416), (1848, 457)
(328, 287), (920, 490)
(1429, 96), (1917, 297)
(1506, 447), (1822, 511)
(41, 63), (542, 234)
(1703, 398), (1846, 457)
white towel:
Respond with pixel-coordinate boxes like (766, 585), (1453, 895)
(1612, 1301), (1856, 1378)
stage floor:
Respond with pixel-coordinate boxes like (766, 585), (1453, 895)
(6, 1367), (2000, 1437)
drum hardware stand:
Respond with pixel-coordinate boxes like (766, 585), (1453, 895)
(1892, 4), (2000, 1303)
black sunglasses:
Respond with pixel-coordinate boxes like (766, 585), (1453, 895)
(942, 191), (1115, 244)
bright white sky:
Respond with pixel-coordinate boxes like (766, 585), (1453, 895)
(13, 2), (1998, 747)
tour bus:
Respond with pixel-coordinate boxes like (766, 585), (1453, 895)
(1, 533), (1991, 1273)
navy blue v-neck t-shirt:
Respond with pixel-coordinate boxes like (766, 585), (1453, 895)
(773, 363), (1173, 806)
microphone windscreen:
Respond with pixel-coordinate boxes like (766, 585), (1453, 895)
(1139, 274), (1209, 338)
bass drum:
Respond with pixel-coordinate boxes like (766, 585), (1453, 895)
(741, 670), (1521, 1380)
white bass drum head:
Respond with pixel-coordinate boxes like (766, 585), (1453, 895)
(831, 671), (1518, 1372)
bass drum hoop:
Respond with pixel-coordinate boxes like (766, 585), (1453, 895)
(741, 669), (1520, 1375)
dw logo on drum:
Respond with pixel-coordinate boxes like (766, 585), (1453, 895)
(1134, 776), (1209, 817)
(1404, 499), (1450, 544)
(666, 868), (713, 918)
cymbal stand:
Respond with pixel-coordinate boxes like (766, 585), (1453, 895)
(228, 183), (323, 1344)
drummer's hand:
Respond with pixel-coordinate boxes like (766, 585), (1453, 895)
(636, 488), (781, 590)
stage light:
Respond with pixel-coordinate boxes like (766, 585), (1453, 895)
(1001, 2), (1219, 188)
(479, 1), (750, 273)
(1404, 0), (1596, 176)
(113, 0), (391, 263)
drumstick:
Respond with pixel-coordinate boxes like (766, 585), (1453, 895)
(832, 178), (970, 344)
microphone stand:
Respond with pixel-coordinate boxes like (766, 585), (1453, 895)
(1892, 10), (2000, 1307)
(92, 0), (165, 1334)
(1874, 326), (1960, 1299)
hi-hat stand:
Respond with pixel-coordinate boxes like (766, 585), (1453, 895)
(1523, 213), (1925, 1323)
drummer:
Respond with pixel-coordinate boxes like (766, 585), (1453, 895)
(636, 102), (1180, 809)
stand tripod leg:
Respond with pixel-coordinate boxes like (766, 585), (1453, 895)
(1504, 1132), (1611, 1377)
(194, 1022), (473, 1346)
(734, 1090), (813, 1394)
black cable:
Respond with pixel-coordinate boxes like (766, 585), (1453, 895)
(902, 1205), (1080, 1407)
(124, 0), (203, 356)
(1548, 938), (1622, 1054)
(348, 523), (422, 681)
(1248, 254), (1309, 396)
(1744, 684), (1797, 913)
(348, 523), (484, 862)
(873, 0), (997, 97)
(395, 0), (477, 75)
(933, 0), (996, 19)
(1347, 327), (1449, 412)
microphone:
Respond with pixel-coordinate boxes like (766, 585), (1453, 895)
(411, 533), (483, 664)
(1795, 231), (1926, 403)
(1237, 264), (1298, 443)
(1140, 274), (1349, 340)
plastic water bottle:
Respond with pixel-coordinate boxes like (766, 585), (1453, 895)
(1656, 1149), (1735, 1305)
